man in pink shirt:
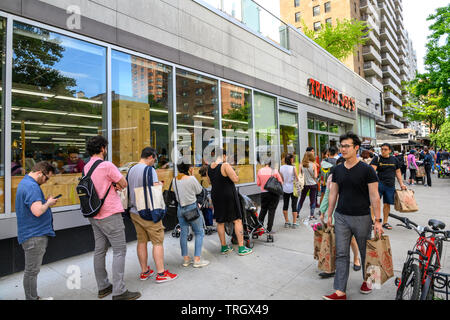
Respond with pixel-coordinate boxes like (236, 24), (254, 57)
(84, 136), (141, 301)
(256, 161), (283, 234)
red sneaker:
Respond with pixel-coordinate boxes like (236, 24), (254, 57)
(139, 266), (155, 281)
(360, 281), (372, 294)
(322, 292), (347, 300)
(155, 270), (178, 283)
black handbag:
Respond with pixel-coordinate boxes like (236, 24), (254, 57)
(163, 180), (178, 217)
(174, 177), (200, 222)
(264, 169), (284, 196)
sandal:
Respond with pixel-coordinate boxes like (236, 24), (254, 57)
(383, 223), (392, 230)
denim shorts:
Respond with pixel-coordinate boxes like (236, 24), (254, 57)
(378, 182), (395, 205)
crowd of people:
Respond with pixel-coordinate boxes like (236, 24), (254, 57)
(14, 132), (444, 300)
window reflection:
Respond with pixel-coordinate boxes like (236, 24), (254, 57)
(111, 50), (173, 189)
(221, 82), (254, 183)
(11, 22), (107, 211)
(279, 111), (299, 165)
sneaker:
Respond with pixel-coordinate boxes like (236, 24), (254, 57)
(221, 245), (234, 255)
(291, 222), (300, 229)
(323, 292), (347, 300)
(37, 296), (54, 300)
(193, 259), (210, 268)
(139, 266), (155, 280)
(97, 284), (113, 299)
(238, 246), (253, 256)
(112, 290), (141, 301)
(182, 258), (193, 267)
(319, 272), (335, 279)
(284, 222), (291, 228)
(360, 281), (372, 294)
(155, 270), (178, 283)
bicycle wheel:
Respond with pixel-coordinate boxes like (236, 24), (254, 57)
(396, 263), (421, 300)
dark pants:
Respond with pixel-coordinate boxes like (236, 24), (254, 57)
(409, 169), (416, 181)
(297, 185), (318, 216)
(259, 192), (280, 232)
(425, 164), (432, 186)
(282, 192), (298, 212)
(401, 165), (407, 181)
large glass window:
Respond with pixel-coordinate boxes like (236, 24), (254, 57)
(221, 82), (254, 184)
(0, 18), (5, 213)
(279, 111), (299, 165)
(254, 92), (279, 170)
(111, 50), (173, 190)
(11, 22), (106, 211)
(176, 69), (219, 185)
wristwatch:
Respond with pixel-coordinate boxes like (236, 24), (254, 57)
(375, 218), (382, 223)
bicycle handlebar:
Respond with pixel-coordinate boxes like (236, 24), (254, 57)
(389, 213), (450, 238)
(389, 213), (418, 228)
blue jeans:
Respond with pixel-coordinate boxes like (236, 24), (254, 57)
(177, 203), (205, 257)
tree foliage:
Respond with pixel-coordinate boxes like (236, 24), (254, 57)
(301, 18), (369, 61)
(431, 118), (450, 149)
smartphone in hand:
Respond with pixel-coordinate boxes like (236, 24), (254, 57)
(54, 194), (62, 199)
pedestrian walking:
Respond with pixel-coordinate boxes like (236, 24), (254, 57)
(322, 132), (383, 300)
(318, 147), (337, 205)
(256, 160), (283, 233)
(127, 147), (178, 281)
(84, 136), (141, 300)
(173, 162), (209, 268)
(16, 162), (58, 300)
(207, 149), (253, 256)
(297, 151), (318, 220)
(407, 150), (419, 185)
(279, 154), (299, 228)
(423, 147), (434, 187)
(370, 143), (407, 230)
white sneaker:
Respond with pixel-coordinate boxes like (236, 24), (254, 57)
(193, 259), (210, 268)
(38, 296), (54, 300)
(182, 258), (193, 267)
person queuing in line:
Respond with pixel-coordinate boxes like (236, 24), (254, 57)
(407, 149), (419, 185)
(16, 161), (59, 300)
(318, 157), (362, 279)
(173, 162), (209, 268)
(207, 149), (253, 256)
(279, 154), (299, 228)
(323, 132), (383, 300)
(423, 147), (434, 188)
(256, 160), (283, 234)
(306, 146), (321, 209)
(370, 143), (407, 230)
(127, 147), (178, 281)
(84, 136), (141, 301)
(318, 147), (337, 206)
(297, 151), (318, 220)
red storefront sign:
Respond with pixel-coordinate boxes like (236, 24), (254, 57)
(307, 78), (356, 112)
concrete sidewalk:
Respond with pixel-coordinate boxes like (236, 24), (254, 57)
(1, 173), (449, 300)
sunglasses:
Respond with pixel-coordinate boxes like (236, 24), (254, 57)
(42, 172), (49, 181)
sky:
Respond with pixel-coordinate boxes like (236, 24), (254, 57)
(388, 1), (447, 74)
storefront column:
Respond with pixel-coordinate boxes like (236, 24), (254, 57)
(298, 107), (308, 157)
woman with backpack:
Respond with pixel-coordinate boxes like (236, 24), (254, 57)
(279, 154), (299, 228)
(297, 151), (318, 220)
(173, 162), (209, 268)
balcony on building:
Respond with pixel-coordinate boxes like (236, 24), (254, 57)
(366, 76), (384, 91)
(361, 14), (380, 36)
(380, 27), (399, 55)
(364, 61), (383, 78)
(381, 52), (400, 74)
(399, 63), (409, 75)
(383, 77), (402, 96)
(361, 0), (380, 22)
(378, 1), (396, 21)
(382, 65), (401, 86)
(363, 45), (382, 64)
(362, 29), (381, 50)
(384, 115), (404, 129)
(384, 92), (403, 108)
(381, 15), (397, 43)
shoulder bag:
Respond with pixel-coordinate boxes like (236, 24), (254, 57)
(174, 177), (200, 222)
(264, 169), (284, 196)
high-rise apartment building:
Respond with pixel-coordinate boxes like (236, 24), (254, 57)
(280, 0), (418, 132)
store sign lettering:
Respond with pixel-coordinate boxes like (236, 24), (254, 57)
(307, 78), (355, 112)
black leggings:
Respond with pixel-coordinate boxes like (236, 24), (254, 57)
(259, 192), (280, 232)
(409, 169), (416, 181)
(283, 192), (298, 212)
(425, 164), (432, 186)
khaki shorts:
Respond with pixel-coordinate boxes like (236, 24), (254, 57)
(130, 213), (164, 245)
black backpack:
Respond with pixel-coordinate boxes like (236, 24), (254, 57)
(76, 160), (112, 218)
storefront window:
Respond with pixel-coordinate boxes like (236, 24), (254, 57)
(318, 120), (328, 132)
(254, 92), (279, 170)
(308, 132), (315, 151)
(0, 18), (5, 213)
(307, 118), (314, 130)
(221, 82), (254, 184)
(111, 50), (173, 189)
(11, 22), (106, 211)
(329, 123), (339, 134)
(176, 69), (219, 185)
(279, 111), (299, 165)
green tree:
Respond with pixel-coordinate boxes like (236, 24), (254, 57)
(431, 118), (450, 149)
(301, 18), (369, 61)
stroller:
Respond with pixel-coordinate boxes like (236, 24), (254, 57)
(415, 160), (426, 185)
(437, 160), (450, 179)
(225, 191), (274, 249)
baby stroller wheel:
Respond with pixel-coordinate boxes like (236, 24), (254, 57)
(267, 234), (274, 243)
(188, 233), (193, 241)
(252, 233), (259, 239)
(246, 239), (254, 249)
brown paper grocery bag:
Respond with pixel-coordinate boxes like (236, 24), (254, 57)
(394, 189), (418, 212)
(364, 235), (394, 286)
(313, 230), (323, 260)
(317, 227), (336, 273)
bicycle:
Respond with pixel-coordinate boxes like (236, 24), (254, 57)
(389, 213), (450, 300)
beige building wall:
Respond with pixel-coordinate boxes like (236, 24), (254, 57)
(280, 0), (364, 77)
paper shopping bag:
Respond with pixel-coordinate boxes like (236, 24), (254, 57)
(313, 230), (323, 260)
(317, 227), (336, 273)
(394, 189), (418, 212)
(364, 235), (394, 286)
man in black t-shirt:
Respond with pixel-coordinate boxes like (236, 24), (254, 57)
(323, 132), (382, 301)
(370, 143), (407, 230)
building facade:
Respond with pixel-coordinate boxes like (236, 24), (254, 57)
(0, 0), (382, 276)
